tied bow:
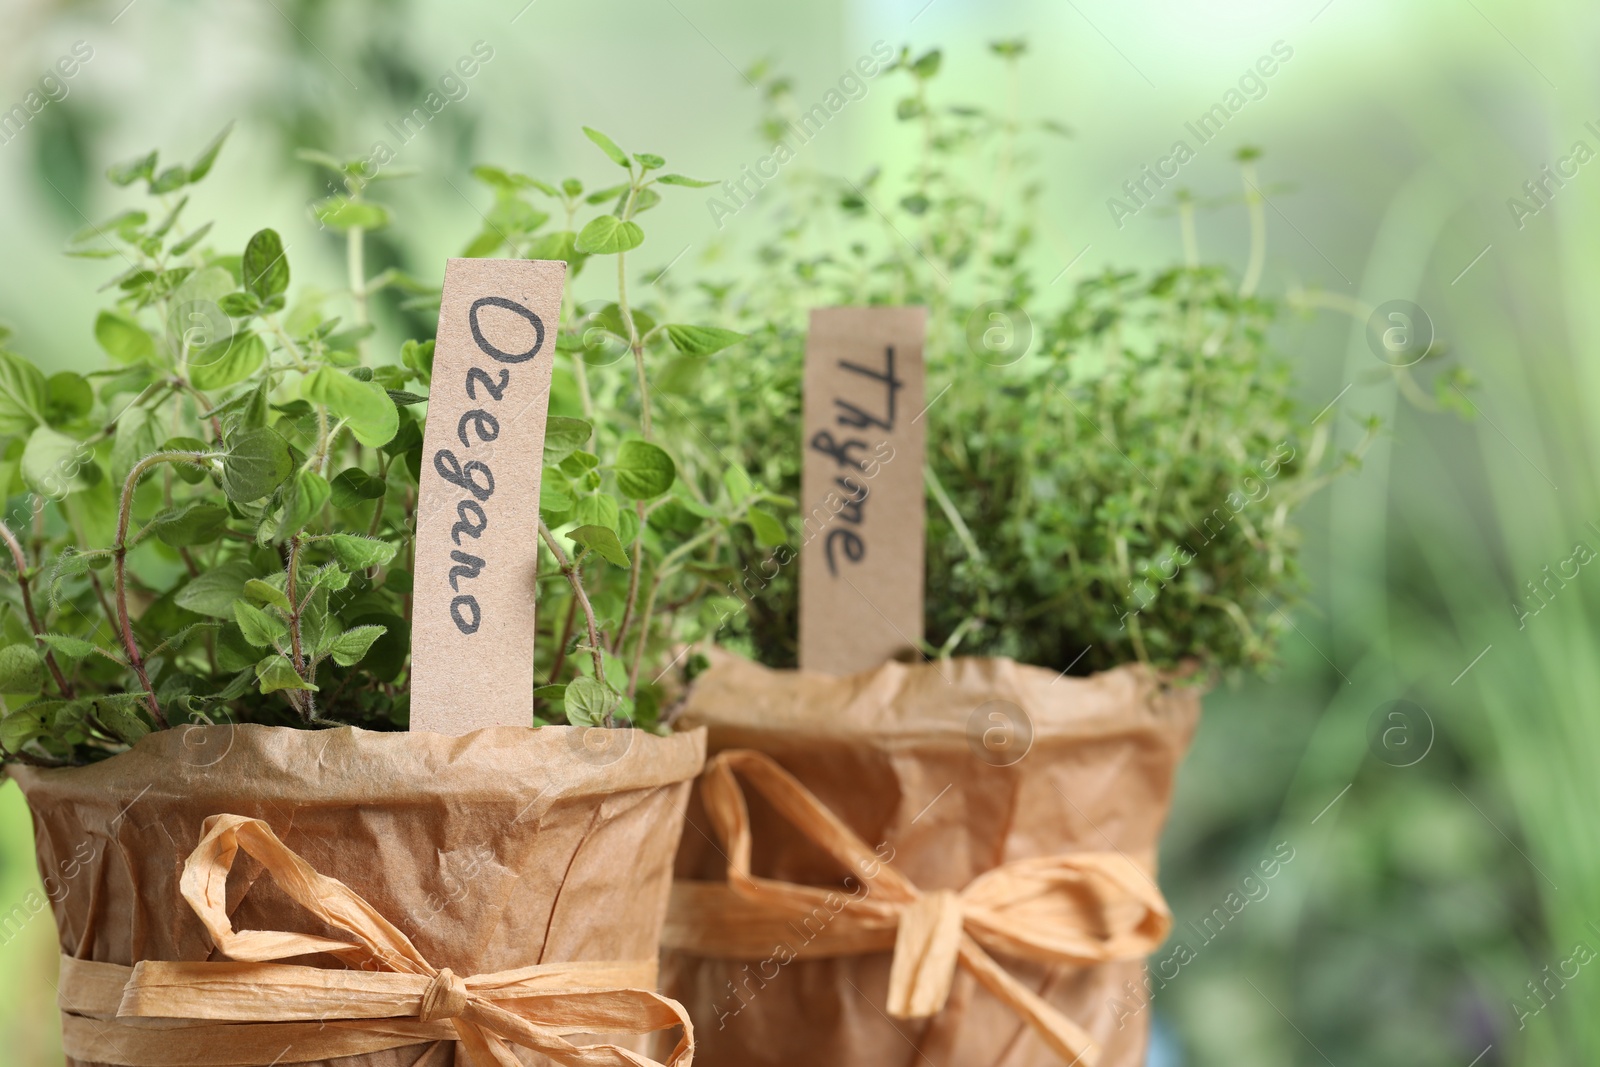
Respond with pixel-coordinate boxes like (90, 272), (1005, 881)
(59, 814), (693, 1067)
(662, 750), (1171, 1066)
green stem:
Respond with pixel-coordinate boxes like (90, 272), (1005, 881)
(609, 170), (654, 659)
(348, 224), (370, 362)
(558, 234), (595, 426)
(612, 501), (648, 655)
(365, 453), (391, 537)
(86, 570), (121, 651)
(624, 520), (724, 697)
(306, 415), (347, 476)
(286, 536), (305, 675)
(626, 576), (660, 699)
(614, 173), (651, 440)
(0, 521), (72, 699)
(114, 450), (217, 727)
(546, 592), (579, 685)
(618, 253), (651, 439)
(284, 535), (314, 722)
(926, 466), (983, 561)
(265, 316), (310, 371)
(170, 376), (222, 442)
(538, 519), (608, 723)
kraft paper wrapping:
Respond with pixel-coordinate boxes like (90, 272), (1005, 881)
(658, 655), (1200, 1067)
(8, 723), (706, 1067)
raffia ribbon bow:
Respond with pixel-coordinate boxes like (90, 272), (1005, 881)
(57, 814), (693, 1067)
(662, 751), (1172, 1066)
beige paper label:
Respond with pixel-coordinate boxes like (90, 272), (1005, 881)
(798, 306), (927, 674)
(409, 258), (566, 734)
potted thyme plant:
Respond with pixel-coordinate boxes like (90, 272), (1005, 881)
(647, 42), (1457, 1067)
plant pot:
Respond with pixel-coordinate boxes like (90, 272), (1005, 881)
(8, 722), (706, 1067)
(658, 655), (1199, 1067)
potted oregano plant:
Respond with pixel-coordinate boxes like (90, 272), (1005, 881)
(649, 43), (1417, 1067)
(0, 122), (787, 1066)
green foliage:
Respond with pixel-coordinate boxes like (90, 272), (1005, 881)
(0, 48), (1400, 766)
(574, 216), (644, 255)
(0, 128), (420, 764)
(0, 122), (781, 764)
(0, 645), (42, 693)
(673, 46), (1393, 678)
(456, 132), (787, 731)
(612, 440), (675, 500)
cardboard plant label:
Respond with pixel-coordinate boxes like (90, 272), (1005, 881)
(798, 306), (927, 674)
(410, 258), (566, 734)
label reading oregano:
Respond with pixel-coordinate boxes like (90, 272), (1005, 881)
(410, 258), (565, 734)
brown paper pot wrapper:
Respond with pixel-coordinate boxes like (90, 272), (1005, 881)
(8, 722), (706, 1067)
(658, 655), (1200, 1067)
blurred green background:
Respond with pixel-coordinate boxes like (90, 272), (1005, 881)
(0, 0), (1595, 1063)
